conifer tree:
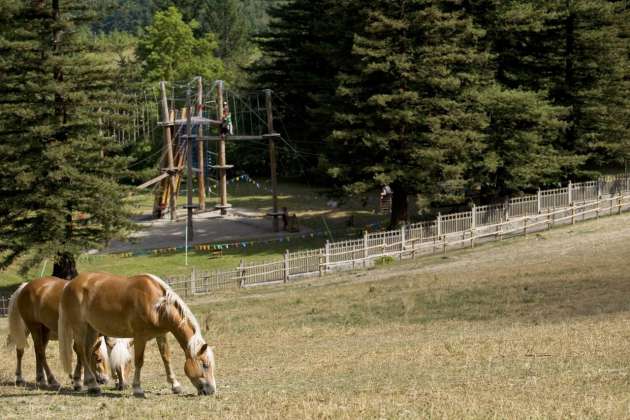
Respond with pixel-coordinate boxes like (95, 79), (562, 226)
(471, 0), (630, 175)
(0, 0), (134, 278)
(329, 0), (489, 225)
(253, 0), (363, 175)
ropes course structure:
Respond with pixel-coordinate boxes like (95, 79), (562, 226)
(136, 77), (284, 237)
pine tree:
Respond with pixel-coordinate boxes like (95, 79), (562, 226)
(252, 0), (363, 176)
(472, 0), (630, 175)
(329, 0), (490, 225)
(0, 0), (135, 278)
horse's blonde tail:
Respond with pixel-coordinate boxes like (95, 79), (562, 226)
(6, 283), (29, 349)
(58, 295), (74, 376)
(109, 338), (133, 377)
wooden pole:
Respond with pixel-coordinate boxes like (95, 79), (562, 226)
(265, 89), (280, 232)
(185, 86), (195, 241)
(216, 81), (229, 215)
(196, 77), (206, 211)
(160, 81), (178, 221)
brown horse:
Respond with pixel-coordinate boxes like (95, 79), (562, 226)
(58, 272), (216, 397)
(6, 277), (110, 389)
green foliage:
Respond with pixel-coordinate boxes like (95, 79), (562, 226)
(0, 0), (136, 275)
(328, 1), (490, 223)
(137, 6), (224, 82)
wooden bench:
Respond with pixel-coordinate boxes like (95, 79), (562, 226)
(208, 249), (223, 259)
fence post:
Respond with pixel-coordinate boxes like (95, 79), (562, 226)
(437, 212), (442, 238)
(363, 231), (368, 267)
(319, 248), (324, 277)
(571, 203), (575, 225)
(190, 267), (196, 296)
(597, 178), (602, 198)
(239, 259), (244, 288)
(471, 206), (476, 248)
(284, 250), (289, 283)
(400, 225), (406, 260)
(442, 235), (447, 255)
(618, 192), (623, 215)
(537, 189), (542, 214)
(568, 180), (573, 205)
(325, 240), (330, 273)
(524, 216), (528, 237)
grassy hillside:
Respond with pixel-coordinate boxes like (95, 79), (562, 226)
(1, 213), (630, 418)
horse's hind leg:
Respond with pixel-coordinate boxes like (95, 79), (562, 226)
(156, 334), (182, 394)
(78, 325), (101, 395)
(28, 323), (46, 388)
(72, 343), (83, 391)
(15, 348), (25, 386)
(39, 328), (60, 389)
(132, 338), (147, 398)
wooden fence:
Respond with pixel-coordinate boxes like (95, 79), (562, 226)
(0, 295), (9, 317)
(0, 175), (628, 311)
(161, 174), (630, 297)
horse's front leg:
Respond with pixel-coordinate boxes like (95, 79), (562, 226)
(156, 334), (182, 394)
(132, 338), (147, 398)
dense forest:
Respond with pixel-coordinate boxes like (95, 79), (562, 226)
(1, 0), (629, 275)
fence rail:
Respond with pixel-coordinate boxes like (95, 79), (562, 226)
(2, 174), (630, 314)
(159, 174), (630, 296)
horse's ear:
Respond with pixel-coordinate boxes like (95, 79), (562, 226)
(197, 343), (208, 357)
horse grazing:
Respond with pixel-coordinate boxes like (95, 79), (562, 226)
(6, 277), (110, 389)
(59, 272), (216, 397)
(105, 337), (133, 390)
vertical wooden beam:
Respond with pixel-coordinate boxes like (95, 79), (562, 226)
(160, 81), (178, 221)
(216, 81), (229, 215)
(265, 89), (280, 232)
(185, 86), (195, 241)
(196, 77), (206, 211)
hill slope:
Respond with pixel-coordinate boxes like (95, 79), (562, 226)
(1, 213), (630, 418)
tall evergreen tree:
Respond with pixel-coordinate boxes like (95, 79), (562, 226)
(470, 0), (630, 175)
(329, 0), (489, 225)
(0, 0), (134, 278)
(252, 0), (363, 176)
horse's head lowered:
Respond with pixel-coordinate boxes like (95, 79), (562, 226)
(184, 335), (216, 395)
(93, 337), (111, 384)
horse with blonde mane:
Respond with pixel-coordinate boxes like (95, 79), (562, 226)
(6, 277), (110, 389)
(59, 272), (216, 397)
(104, 337), (134, 390)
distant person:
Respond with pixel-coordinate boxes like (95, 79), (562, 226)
(221, 101), (233, 135)
(282, 207), (289, 231)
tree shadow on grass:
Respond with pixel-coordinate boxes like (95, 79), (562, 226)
(305, 272), (630, 328)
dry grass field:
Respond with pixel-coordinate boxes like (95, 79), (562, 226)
(2, 213), (630, 419)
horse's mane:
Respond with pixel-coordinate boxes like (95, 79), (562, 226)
(145, 274), (206, 356)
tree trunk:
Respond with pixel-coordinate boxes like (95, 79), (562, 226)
(389, 186), (408, 228)
(52, 252), (78, 280)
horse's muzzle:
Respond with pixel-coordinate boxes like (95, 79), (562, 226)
(197, 382), (216, 396)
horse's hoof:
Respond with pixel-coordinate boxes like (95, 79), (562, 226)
(172, 385), (182, 394)
(15, 378), (25, 386)
(73, 384), (83, 392)
(87, 387), (102, 396)
(133, 389), (145, 398)
(48, 381), (61, 390)
(36, 381), (47, 389)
